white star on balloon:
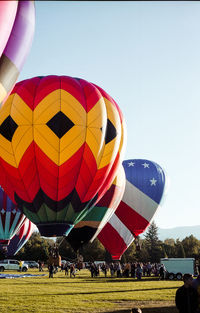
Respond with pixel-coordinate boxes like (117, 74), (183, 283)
(142, 162), (149, 168)
(1, 209), (5, 214)
(150, 178), (157, 186)
(128, 162), (135, 167)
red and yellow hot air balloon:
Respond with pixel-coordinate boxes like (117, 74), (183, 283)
(0, 75), (125, 237)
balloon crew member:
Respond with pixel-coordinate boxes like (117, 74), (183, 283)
(65, 263), (69, 276)
(19, 260), (23, 272)
(131, 263), (136, 278)
(175, 273), (198, 313)
(101, 263), (107, 277)
(38, 260), (44, 272)
(116, 262), (122, 278)
(70, 263), (76, 278)
(159, 264), (166, 280)
(48, 263), (54, 278)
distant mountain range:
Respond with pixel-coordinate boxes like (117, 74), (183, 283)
(141, 225), (200, 241)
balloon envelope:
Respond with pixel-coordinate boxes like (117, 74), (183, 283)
(0, 76), (125, 237)
(0, 0), (35, 106)
(0, 187), (26, 246)
(0, 218), (34, 256)
(98, 159), (166, 260)
(66, 164), (126, 251)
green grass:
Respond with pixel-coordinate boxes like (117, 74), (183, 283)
(0, 269), (181, 313)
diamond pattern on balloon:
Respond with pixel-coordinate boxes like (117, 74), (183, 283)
(105, 119), (117, 144)
(46, 111), (74, 139)
(0, 116), (18, 142)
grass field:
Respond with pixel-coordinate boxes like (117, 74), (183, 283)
(0, 269), (181, 313)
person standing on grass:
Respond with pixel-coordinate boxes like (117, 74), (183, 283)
(110, 262), (115, 277)
(116, 262), (122, 278)
(147, 262), (152, 277)
(48, 263), (54, 278)
(19, 260), (23, 272)
(131, 262), (136, 278)
(136, 263), (142, 280)
(70, 263), (76, 278)
(175, 273), (198, 313)
(64, 263), (69, 276)
(101, 263), (107, 277)
(159, 264), (166, 280)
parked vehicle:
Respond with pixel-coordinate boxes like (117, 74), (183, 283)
(160, 258), (195, 280)
(0, 259), (28, 272)
(24, 261), (39, 268)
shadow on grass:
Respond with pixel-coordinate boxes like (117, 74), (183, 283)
(23, 286), (178, 297)
(7, 278), (169, 286)
(106, 306), (178, 313)
(58, 277), (177, 284)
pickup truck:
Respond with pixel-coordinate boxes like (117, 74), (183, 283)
(0, 259), (28, 272)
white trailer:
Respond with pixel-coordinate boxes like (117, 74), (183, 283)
(160, 258), (195, 280)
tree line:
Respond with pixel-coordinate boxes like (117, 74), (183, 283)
(1, 221), (200, 264)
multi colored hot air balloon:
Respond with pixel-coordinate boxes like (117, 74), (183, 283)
(66, 164), (126, 251)
(0, 218), (34, 256)
(0, 75), (125, 237)
(98, 159), (166, 260)
(0, 187), (26, 247)
(0, 0), (35, 106)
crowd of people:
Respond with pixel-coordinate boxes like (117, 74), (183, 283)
(40, 258), (168, 281)
(86, 261), (166, 280)
(38, 259), (167, 280)
(48, 262), (166, 280)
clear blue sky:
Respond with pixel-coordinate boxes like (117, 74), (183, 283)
(18, 1), (200, 229)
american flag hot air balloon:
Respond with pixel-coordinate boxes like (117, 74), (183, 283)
(98, 159), (166, 260)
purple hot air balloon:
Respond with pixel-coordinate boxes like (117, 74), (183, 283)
(0, 0), (35, 106)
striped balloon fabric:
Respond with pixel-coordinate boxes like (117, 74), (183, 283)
(4, 219), (34, 256)
(0, 187), (26, 246)
(98, 159), (166, 260)
(0, 0), (35, 106)
(66, 164), (126, 251)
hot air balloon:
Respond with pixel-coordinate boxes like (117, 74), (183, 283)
(0, 75), (125, 237)
(0, 0), (35, 106)
(0, 186), (26, 248)
(98, 159), (166, 260)
(66, 164), (126, 251)
(0, 218), (34, 256)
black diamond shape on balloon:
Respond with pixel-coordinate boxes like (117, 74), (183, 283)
(0, 116), (18, 142)
(105, 119), (117, 144)
(46, 111), (74, 139)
